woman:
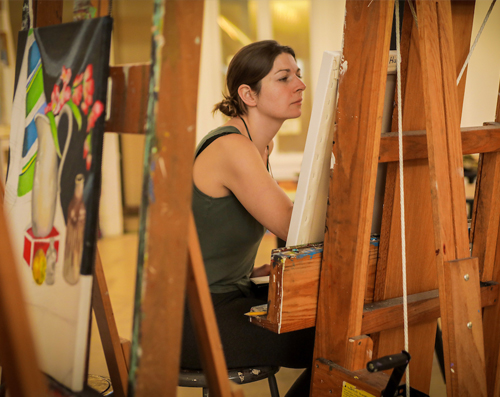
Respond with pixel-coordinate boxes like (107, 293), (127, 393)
(182, 40), (315, 396)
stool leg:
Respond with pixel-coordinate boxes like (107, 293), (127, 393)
(268, 374), (279, 397)
(203, 387), (209, 397)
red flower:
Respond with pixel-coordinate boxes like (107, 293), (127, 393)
(63, 85), (71, 102)
(83, 139), (89, 158)
(72, 84), (83, 106)
(87, 100), (104, 132)
(84, 64), (93, 82)
(61, 66), (72, 86)
(82, 101), (88, 115)
(86, 154), (92, 170)
(73, 73), (83, 87)
(51, 84), (60, 105)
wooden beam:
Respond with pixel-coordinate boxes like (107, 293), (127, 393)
(362, 282), (498, 335)
(312, 359), (388, 397)
(312, 0), (394, 377)
(471, 149), (500, 281)
(186, 213), (234, 397)
(378, 124), (500, 163)
(105, 64), (150, 134)
(248, 249), (498, 335)
(480, 79), (500, 397)
(442, 258), (487, 394)
(33, 0), (63, 28)
(129, 1), (204, 395)
(374, 1), (476, 392)
(92, 251), (129, 397)
(417, 0), (486, 395)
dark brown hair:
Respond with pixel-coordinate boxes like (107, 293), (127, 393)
(213, 40), (296, 117)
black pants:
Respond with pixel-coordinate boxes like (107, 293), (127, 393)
(181, 286), (316, 396)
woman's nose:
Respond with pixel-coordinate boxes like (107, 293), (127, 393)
(296, 76), (306, 91)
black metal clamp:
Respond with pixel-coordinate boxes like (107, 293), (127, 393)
(367, 351), (429, 397)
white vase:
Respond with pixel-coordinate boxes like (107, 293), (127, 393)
(32, 104), (73, 238)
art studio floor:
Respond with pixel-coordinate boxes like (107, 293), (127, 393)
(89, 232), (447, 396)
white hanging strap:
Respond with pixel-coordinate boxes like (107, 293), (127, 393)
(457, 0), (497, 85)
(406, 0), (497, 87)
(406, 0), (418, 29)
(29, 0), (33, 28)
(395, 2), (410, 397)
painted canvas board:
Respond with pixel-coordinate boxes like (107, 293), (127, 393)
(287, 51), (397, 246)
(3, 17), (112, 391)
(287, 51), (341, 246)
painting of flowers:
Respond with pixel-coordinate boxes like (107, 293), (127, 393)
(3, 16), (112, 391)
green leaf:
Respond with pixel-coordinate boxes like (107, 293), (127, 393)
(68, 100), (83, 130)
(86, 132), (92, 155)
(47, 112), (62, 157)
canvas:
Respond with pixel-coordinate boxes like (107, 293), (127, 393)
(4, 16), (112, 391)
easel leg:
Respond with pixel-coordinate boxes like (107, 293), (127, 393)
(92, 249), (129, 397)
(417, 0), (487, 395)
(479, 80), (500, 397)
(186, 212), (243, 397)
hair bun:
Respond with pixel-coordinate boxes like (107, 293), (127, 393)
(213, 94), (240, 118)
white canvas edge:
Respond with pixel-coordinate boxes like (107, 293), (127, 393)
(286, 51), (341, 247)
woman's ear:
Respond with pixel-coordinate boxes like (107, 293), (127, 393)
(238, 84), (257, 108)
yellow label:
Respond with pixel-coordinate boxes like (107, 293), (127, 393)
(341, 381), (377, 397)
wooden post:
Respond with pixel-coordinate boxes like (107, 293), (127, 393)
(417, 0), (487, 395)
(33, 0), (63, 27)
(477, 81), (500, 396)
(374, 1), (475, 391)
(92, 253), (129, 397)
(128, 1), (204, 395)
(186, 213), (235, 397)
(311, 1), (394, 394)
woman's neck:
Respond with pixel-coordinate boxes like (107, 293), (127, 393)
(230, 114), (282, 154)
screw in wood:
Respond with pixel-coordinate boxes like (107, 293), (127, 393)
(464, 274), (470, 281)
(467, 322), (473, 329)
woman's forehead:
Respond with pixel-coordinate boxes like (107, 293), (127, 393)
(270, 53), (299, 73)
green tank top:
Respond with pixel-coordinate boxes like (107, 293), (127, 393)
(192, 126), (266, 295)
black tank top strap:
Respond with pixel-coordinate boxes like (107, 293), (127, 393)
(195, 127), (241, 159)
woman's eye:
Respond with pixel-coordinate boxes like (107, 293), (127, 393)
(279, 76), (288, 82)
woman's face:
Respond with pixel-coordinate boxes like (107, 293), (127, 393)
(253, 52), (306, 121)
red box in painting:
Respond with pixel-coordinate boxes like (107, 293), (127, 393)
(23, 227), (60, 267)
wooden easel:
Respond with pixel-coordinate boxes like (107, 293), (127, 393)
(0, 1), (243, 396)
(311, 1), (499, 395)
(249, 1), (500, 396)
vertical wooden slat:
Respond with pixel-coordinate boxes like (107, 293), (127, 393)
(418, 0), (469, 260)
(374, 2), (475, 391)
(33, 0), (63, 28)
(480, 80), (500, 396)
(472, 78), (500, 282)
(311, 0), (394, 387)
(444, 257), (487, 394)
(187, 213), (234, 397)
(471, 151), (500, 281)
(93, 252), (129, 397)
(417, 0), (486, 395)
(129, 1), (204, 395)
(105, 64), (150, 135)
